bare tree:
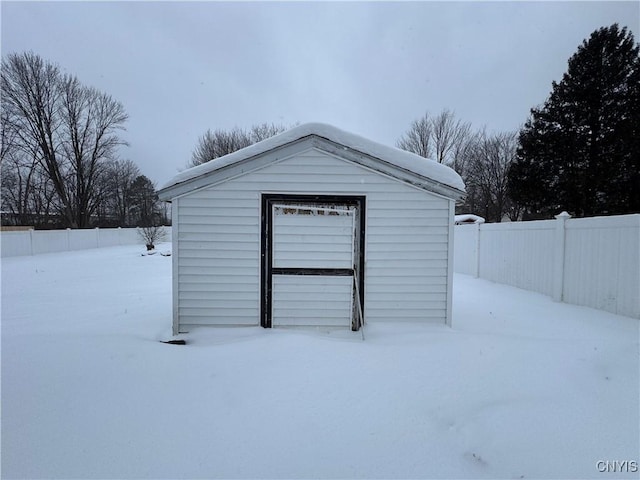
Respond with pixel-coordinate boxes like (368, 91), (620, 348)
(31, 168), (59, 226)
(449, 129), (479, 180)
(250, 122), (286, 142)
(0, 107), (18, 166)
(464, 131), (520, 222)
(431, 109), (472, 164)
(1, 52), (65, 222)
(189, 123), (286, 167)
(138, 225), (167, 251)
(398, 109), (521, 222)
(190, 127), (249, 167)
(0, 105), (57, 226)
(102, 159), (140, 226)
(397, 109), (472, 165)
(1, 146), (38, 225)
(1, 52), (128, 228)
(58, 76), (128, 227)
(396, 113), (433, 159)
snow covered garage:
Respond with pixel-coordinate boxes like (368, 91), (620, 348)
(158, 123), (465, 334)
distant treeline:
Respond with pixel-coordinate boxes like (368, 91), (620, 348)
(1, 52), (167, 229)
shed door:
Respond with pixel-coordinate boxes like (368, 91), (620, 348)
(272, 204), (355, 327)
(261, 195), (365, 330)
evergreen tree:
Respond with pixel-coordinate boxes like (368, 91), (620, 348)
(128, 175), (159, 226)
(509, 24), (640, 218)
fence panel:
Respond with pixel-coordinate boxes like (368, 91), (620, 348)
(96, 228), (122, 247)
(68, 229), (98, 251)
(478, 221), (555, 297)
(453, 224), (478, 276)
(1, 227), (171, 258)
(0, 231), (32, 257)
(563, 215), (640, 318)
(118, 228), (144, 245)
(31, 230), (70, 255)
(454, 213), (639, 319)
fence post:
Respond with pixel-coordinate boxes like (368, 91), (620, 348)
(636, 214), (640, 319)
(29, 228), (34, 256)
(553, 211), (571, 301)
(95, 227), (100, 248)
(473, 222), (481, 278)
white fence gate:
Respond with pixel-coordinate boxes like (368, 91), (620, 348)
(454, 213), (640, 319)
(1, 227), (172, 258)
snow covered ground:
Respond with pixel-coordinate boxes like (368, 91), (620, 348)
(1, 244), (638, 479)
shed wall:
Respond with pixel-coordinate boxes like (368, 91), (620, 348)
(175, 148), (452, 331)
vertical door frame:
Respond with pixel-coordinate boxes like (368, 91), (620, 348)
(260, 193), (366, 329)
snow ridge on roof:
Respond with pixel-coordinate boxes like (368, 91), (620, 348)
(160, 123), (465, 193)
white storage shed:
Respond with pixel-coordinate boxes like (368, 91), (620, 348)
(158, 123), (465, 335)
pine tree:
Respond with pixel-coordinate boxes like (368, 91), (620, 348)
(128, 175), (158, 226)
(509, 24), (640, 218)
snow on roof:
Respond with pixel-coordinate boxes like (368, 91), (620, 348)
(160, 122), (465, 194)
(455, 214), (485, 224)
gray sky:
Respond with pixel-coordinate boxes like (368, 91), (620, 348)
(2, 1), (638, 187)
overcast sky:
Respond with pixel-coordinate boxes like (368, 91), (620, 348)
(2, 1), (638, 187)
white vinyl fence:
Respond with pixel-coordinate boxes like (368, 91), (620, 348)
(454, 213), (640, 319)
(1, 227), (171, 258)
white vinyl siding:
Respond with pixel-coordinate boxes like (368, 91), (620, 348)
(177, 193), (259, 327)
(175, 148), (451, 331)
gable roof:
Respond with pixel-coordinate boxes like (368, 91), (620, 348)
(158, 123), (465, 201)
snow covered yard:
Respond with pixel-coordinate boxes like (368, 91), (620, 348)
(1, 244), (638, 479)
